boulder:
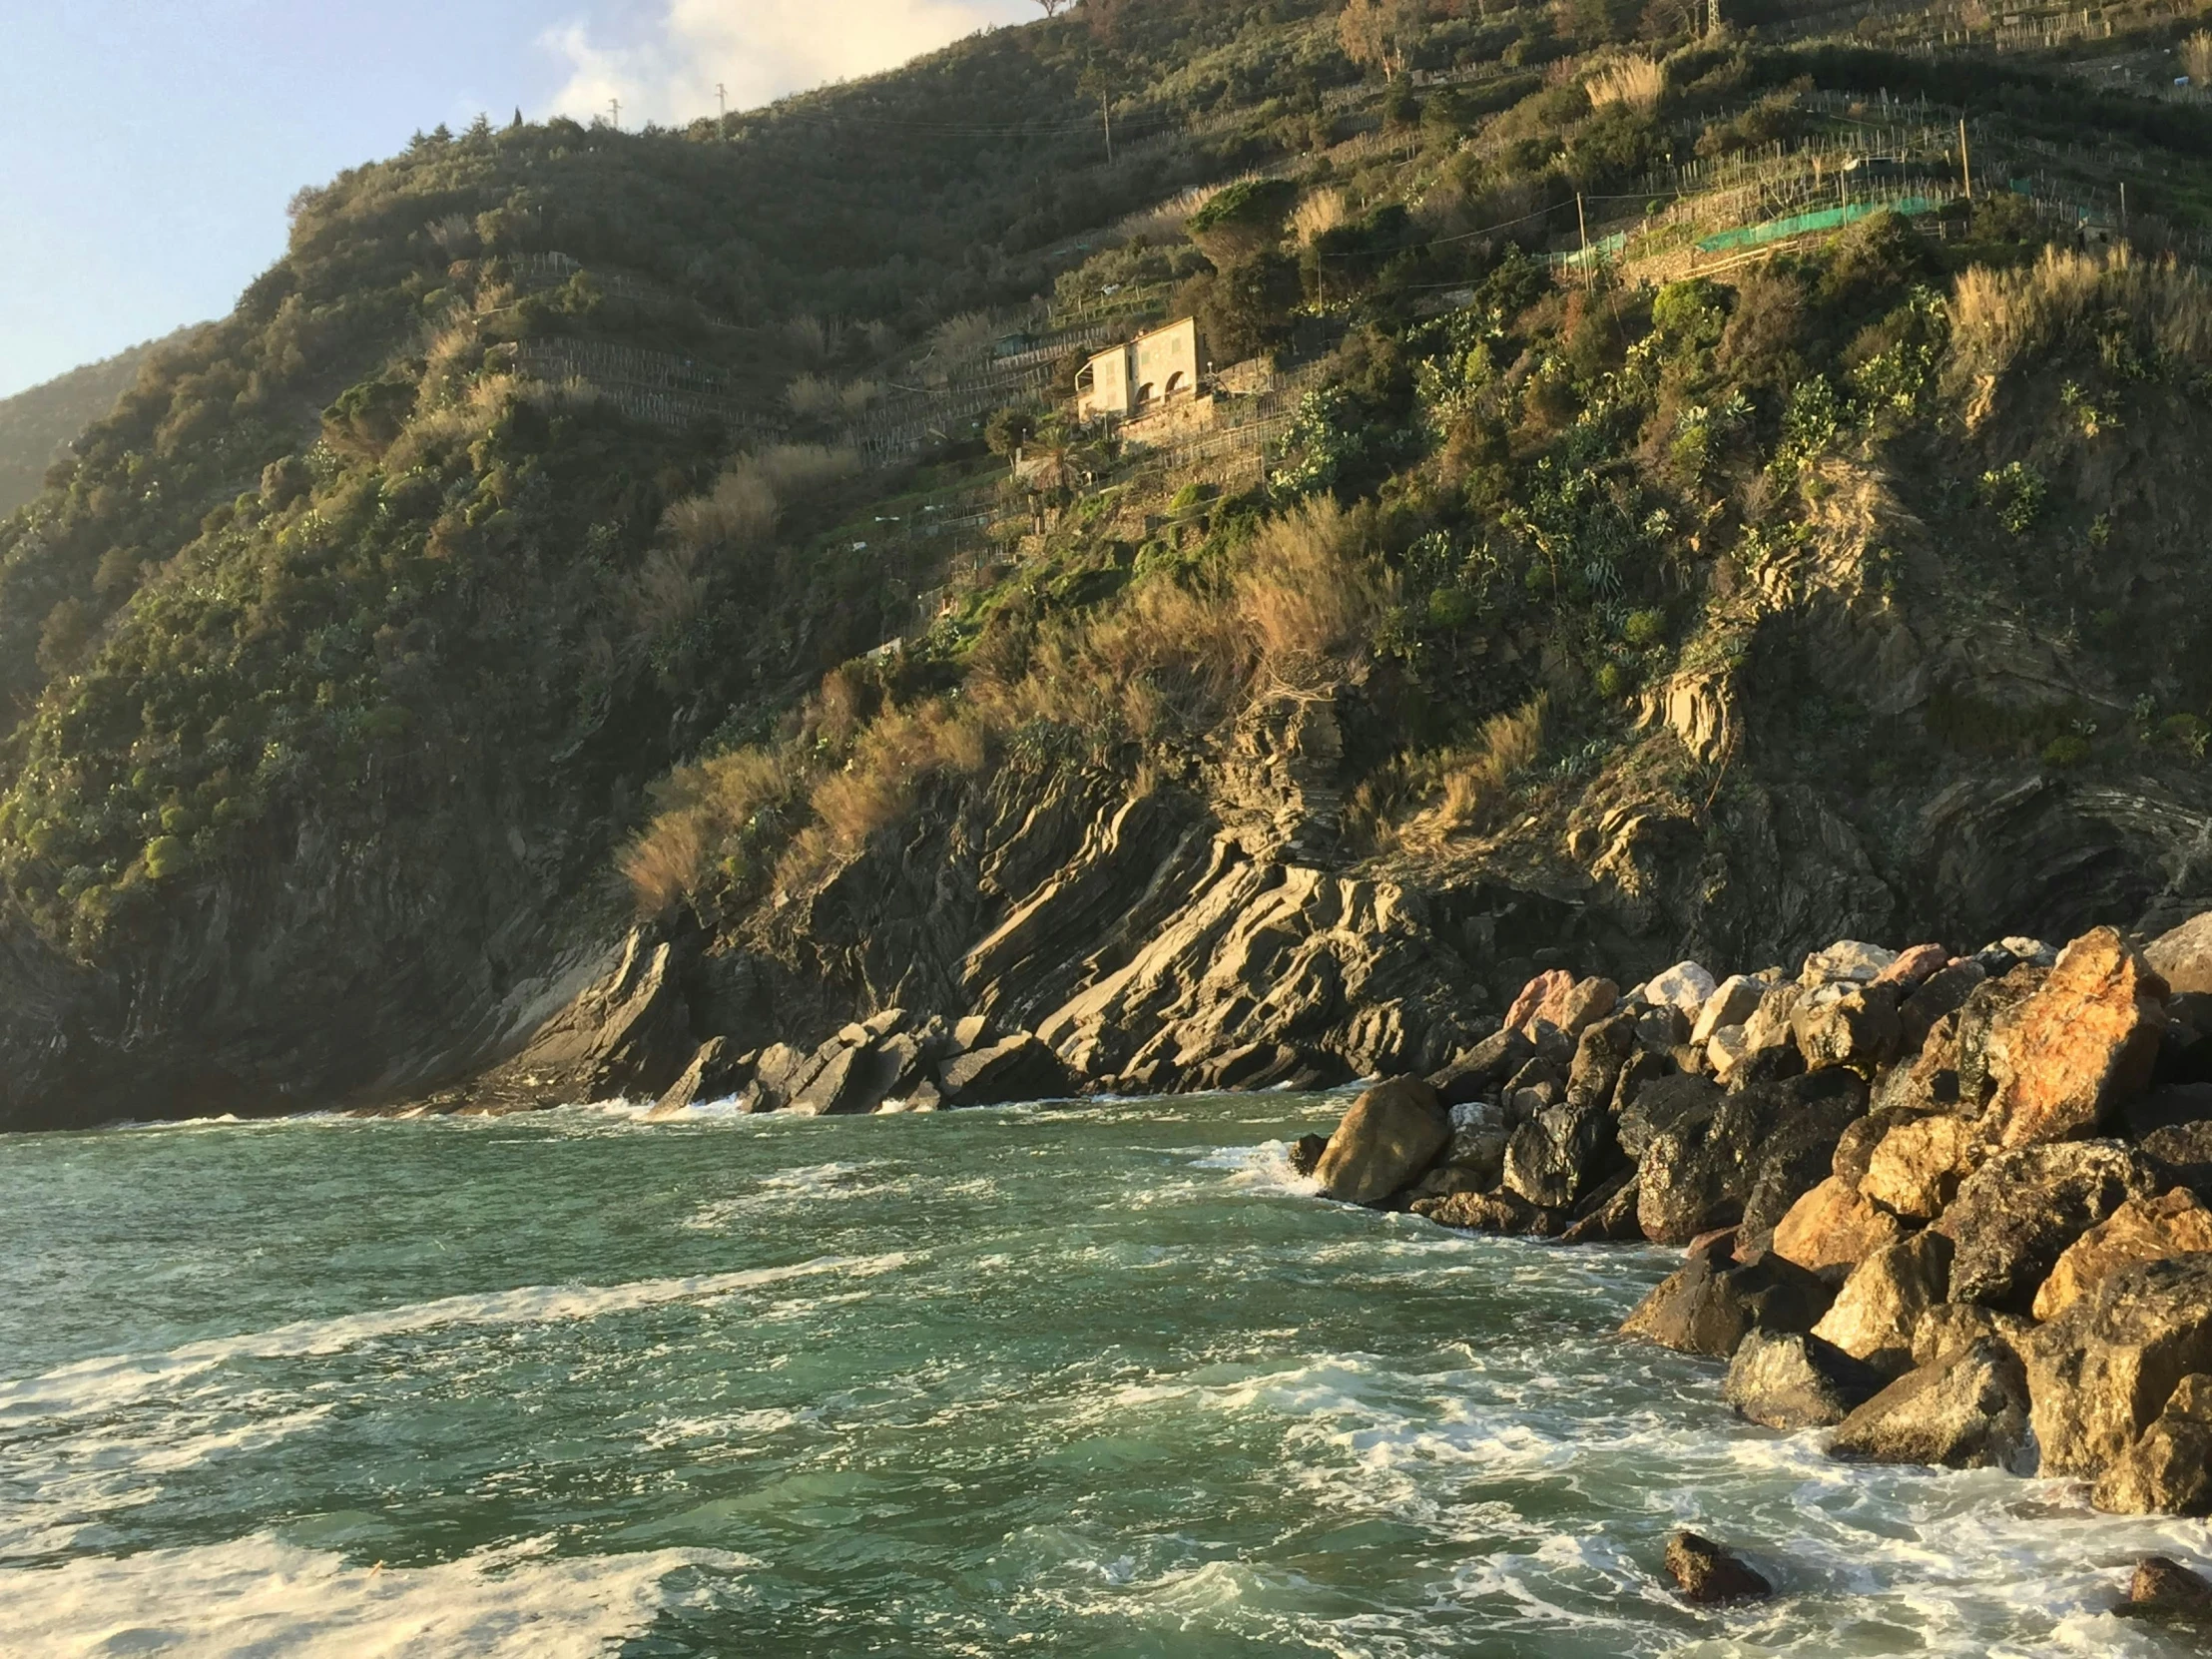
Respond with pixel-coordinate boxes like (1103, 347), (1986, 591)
(1982, 927), (2165, 1147)
(1812, 1231), (1953, 1370)
(2155, 993), (2212, 1088)
(1566, 1014), (1638, 1110)
(1663, 1532), (1770, 1604)
(1314, 1078), (1450, 1204)
(1705, 1024), (1754, 1082)
(1910, 1302), (2031, 1368)
(1936, 1141), (2163, 1313)
(1831, 1106), (1930, 1191)
(1645, 961), (1719, 1016)
(1772, 1176), (1906, 1272)
(1289, 1132), (1329, 1178)
(1871, 942), (1949, 992)
(753, 1040), (823, 1110)
(1800, 940), (1898, 988)
(1741, 982), (1804, 1055)
(1736, 1086), (1871, 1258)
(1504, 968), (1573, 1034)
(646, 1037), (754, 1118)
(1412, 1187), (1549, 1234)
(1559, 1172), (1643, 1243)
(789, 1041), (900, 1116)
(2032, 1189), (2212, 1321)
(1792, 983), (1902, 1072)
(1501, 1099), (1620, 1210)
(1951, 964), (2048, 1112)
(2093, 1374), (2212, 1515)
(1407, 1100), (1510, 1198)
(2122, 1555), (2212, 1614)
(2144, 1121), (2212, 1200)
(2026, 1255), (2212, 1476)
(1508, 971), (1617, 1039)
(1828, 1337), (2031, 1469)
(1898, 960), (1987, 1054)
(1619, 1248), (1835, 1358)
(1617, 1072), (1720, 1161)
(2145, 911), (2212, 998)
(1725, 1330), (1891, 1429)
(1693, 974), (1770, 1045)
(938, 1031), (1072, 1106)
(1427, 1027), (1533, 1106)
(1634, 1004), (1689, 1053)
(1860, 1115), (1984, 1221)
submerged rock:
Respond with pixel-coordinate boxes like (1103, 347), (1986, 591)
(1663, 1531), (1771, 1603)
(1288, 1133), (1329, 1179)
(1411, 1188), (1550, 1234)
(938, 1032), (1071, 1106)
(1828, 1337), (2031, 1470)
(2122, 1555), (2212, 1614)
(1314, 1078), (1449, 1205)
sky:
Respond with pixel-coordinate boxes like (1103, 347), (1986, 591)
(0, 0), (1037, 400)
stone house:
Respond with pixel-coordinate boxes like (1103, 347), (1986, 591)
(1075, 317), (1203, 421)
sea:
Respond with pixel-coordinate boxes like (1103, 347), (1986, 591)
(2, 1090), (2207, 1656)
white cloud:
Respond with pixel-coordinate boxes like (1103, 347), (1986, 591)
(542, 0), (1039, 129)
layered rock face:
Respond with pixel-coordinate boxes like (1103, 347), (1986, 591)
(1306, 909), (2212, 1519)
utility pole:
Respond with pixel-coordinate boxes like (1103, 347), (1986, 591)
(610, 97), (622, 132)
(716, 83), (727, 136)
(1958, 116), (1972, 201)
(1102, 92), (1113, 163)
(1576, 191), (1588, 284)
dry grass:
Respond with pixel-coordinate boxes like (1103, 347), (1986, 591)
(1586, 57), (1664, 112)
(1395, 695), (1550, 849)
(928, 310), (1003, 366)
(1113, 180), (1242, 246)
(661, 444), (859, 559)
(619, 746), (804, 915)
(1948, 245), (2212, 394)
(2187, 30), (2212, 86)
(630, 498), (1387, 912)
(1292, 188), (1349, 248)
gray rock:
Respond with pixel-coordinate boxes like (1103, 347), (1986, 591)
(1501, 1098), (1620, 1210)
(1565, 1013), (1637, 1111)
(1899, 960), (1986, 1054)
(2146, 911), (2212, 997)
(1793, 982), (1902, 1071)
(1693, 974), (1771, 1046)
(2123, 1555), (2212, 1613)
(1289, 1133), (1329, 1178)
(1559, 1171), (1642, 1243)
(646, 1037), (754, 1118)
(1911, 1302), (2032, 1368)
(1800, 940), (1898, 988)
(1726, 1330), (1890, 1429)
(1620, 1247), (1836, 1358)
(1617, 1071), (1720, 1161)
(938, 1031), (1072, 1106)
(1427, 1026), (1532, 1105)
(1935, 1141), (2163, 1314)
(1313, 1078), (1450, 1205)
(1829, 1337), (2031, 1469)
(789, 1040), (900, 1116)
(1645, 961), (1719, 1015)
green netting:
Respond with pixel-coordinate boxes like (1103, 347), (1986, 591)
(1695, 195), (1942, 255)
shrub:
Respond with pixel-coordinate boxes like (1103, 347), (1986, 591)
(1949, 246), (2212, 391)
(1622, 607), (1666, 646)
(2041, 734), (2091, 768)
(1978, 460), (2046, 535)
(1401, 694), (1550, 846)
(1185, 178), (1300, 265)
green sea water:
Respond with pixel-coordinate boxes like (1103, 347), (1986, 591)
(2, 1092), (2207, 1656)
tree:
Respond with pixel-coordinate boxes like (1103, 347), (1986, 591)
(1339, 0), (1426, 78)
(1033, 0), (1071, 13)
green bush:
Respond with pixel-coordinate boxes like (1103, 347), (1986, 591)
(2041, 734), (2091, 768)
(1622, 607), (1666, 646)
(1185, 178), (1300, 264)
(144, 835), (191, 879)
(1979, 461), (2047, 536)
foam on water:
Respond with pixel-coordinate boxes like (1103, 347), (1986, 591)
(0, 1533), (746, 1658)
(5, 1098), (2211, 1656)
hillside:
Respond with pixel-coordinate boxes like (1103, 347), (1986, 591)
(7, 0), (2212, 1128)
(0, 333), (188, 517)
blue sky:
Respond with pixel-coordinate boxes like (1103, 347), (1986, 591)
(0, 0), (1034, 399)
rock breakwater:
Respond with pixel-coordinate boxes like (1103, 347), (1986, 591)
(1306, 913), (2212, 1540)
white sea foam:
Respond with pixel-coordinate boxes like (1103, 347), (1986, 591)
(0, 1532), (747, 1659)
(0, 1253), (914, 1421)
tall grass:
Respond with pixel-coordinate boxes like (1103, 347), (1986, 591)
(1291, 188), (1348, 248)
(1586, 57), (1664, 113)
(620, 497), (1391, 913)
(1395, 695), (1550, 849)
(1949, 245), (2212, 390)
(2187, 30), (2212, 87)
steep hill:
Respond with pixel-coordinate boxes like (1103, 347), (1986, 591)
(7, 0), (2212, 1129)
(0, 333), (189, 517)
